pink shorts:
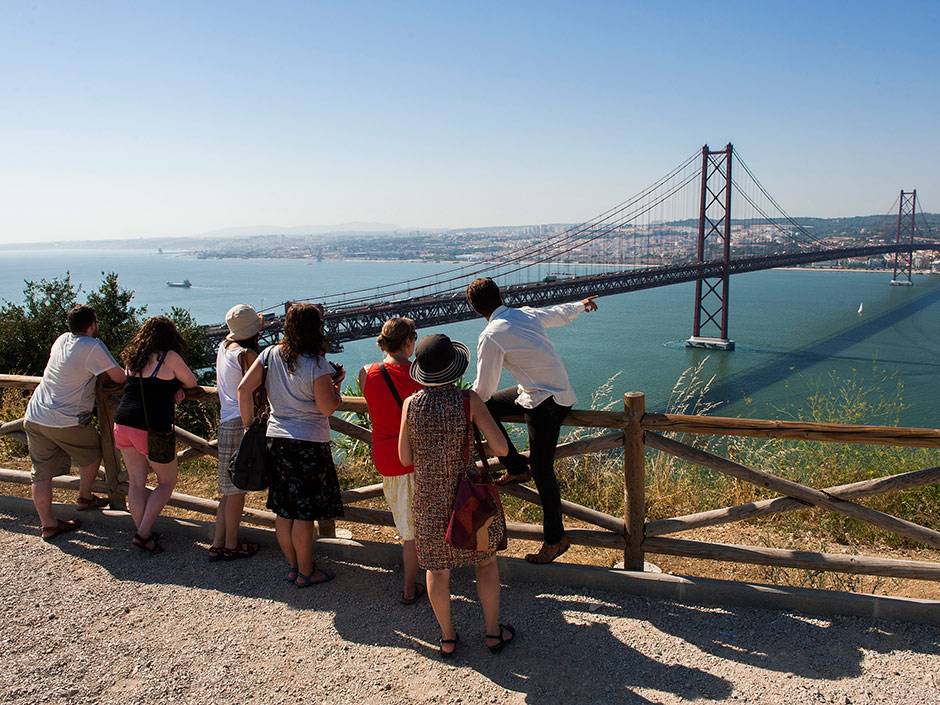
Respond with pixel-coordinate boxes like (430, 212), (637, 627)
(113, 424), (149, 456)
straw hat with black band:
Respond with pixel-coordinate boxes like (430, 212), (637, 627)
(409, 334), (470, 387)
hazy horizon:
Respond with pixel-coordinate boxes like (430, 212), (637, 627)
(3, 2), (939, 244)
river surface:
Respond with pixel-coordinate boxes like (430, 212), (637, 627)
(2, 249), (938, 427)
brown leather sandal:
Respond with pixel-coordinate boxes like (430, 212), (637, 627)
(76, 495), (109, 511)
(525, 537), (571, 564)
(41, 519), (80, 541)
(222, 541), (259, 561)
(495, 470), (532, 486)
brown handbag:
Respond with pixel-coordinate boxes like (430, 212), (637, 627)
(444, 394), (508, 552)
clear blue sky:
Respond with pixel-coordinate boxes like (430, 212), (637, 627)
(2, 1), (939, 242)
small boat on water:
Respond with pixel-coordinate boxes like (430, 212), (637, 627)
(857, 302), (864, 315)
(166, 279), (192, 288)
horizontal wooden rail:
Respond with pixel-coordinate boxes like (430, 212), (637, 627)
(646, 466), (940, 537)
(646, 432), (940, 550)
(642, 536), (940, 581)
(643, 412), (940, 448)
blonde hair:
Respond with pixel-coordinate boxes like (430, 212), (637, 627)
(377, 317), (417, 353)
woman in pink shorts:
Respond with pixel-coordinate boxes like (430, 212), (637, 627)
(113, 317), (197, 554)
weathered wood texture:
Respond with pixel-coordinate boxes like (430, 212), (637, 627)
(94, 378), (126, 510)
(500, 483), (626, 535)
(645, 432), (940, 550)
(642, 536), (940, 581)
(623, 392), (646, 570)
(646, 466), (940, 537)
(643, 412), (940, 448)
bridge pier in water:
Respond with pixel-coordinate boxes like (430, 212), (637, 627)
(687, 143), (736, 351)
(890, 189), (917, 287)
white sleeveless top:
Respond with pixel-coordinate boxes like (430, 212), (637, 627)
(216, 341), (247, 423)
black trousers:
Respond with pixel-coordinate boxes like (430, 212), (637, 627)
(485, 388), (571, 545)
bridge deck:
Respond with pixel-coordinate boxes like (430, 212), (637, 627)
(206, 242), (940, 348)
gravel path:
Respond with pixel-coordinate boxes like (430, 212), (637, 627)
(1, 499), (938, 705)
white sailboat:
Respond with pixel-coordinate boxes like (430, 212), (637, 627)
(857, 302), (864, 316)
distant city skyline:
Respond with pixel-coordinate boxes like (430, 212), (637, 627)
(2, 1), (939, 243)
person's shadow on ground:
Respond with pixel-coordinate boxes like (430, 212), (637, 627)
(4, 504), (939, 705)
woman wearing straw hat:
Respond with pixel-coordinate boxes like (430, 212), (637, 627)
(398, 334), (515, 658)
(209, 304), (264, 561)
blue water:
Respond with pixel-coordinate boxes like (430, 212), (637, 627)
(2, 249), (938, 427)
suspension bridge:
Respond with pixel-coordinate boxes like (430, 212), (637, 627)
(207, 144), (940, 351)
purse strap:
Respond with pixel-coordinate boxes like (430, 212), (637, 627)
(378, 363), (404, 408)
(461, 391), (491, 475)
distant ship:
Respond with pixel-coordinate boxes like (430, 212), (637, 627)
(166, 279), (192, 288)
(857, 302), (864, 315)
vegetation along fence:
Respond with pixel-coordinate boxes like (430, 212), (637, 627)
(2, 374), (940, 585)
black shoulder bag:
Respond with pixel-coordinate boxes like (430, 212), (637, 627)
(378, 363), (404, 408)
(140, 351), (177, 464)
(229, 353), (270, 491)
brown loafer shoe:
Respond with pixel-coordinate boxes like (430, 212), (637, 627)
(525, 536), (572, 565)
(496, 470), (532, 486)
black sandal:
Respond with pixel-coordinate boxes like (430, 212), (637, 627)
(485, 624), (516, 653)
(132, 532), (164, 555)
(400, 583), (426, 605)
(208, 546), (225, 562)
(439, 633), (459, 658)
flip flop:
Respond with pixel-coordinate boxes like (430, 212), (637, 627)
(400, 583), (426, 605)
(525, 537), (572, 565)
(41, 519), (80, 541)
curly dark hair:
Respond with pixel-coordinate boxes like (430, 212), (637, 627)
(279, 303), (328, 372)
(122, 316), (187, 373)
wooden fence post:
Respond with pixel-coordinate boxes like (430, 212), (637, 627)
(623, 392), (646, 570)
(95, 378), (126, 511)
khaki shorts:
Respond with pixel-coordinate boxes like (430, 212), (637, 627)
(382, 472), (415, 541)
(24, 419), (102, 483)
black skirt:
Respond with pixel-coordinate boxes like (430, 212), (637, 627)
(266, 438), (344, 521)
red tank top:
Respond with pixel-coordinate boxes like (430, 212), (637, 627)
(362, 362), (424, 476)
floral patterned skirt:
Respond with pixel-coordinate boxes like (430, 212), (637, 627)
(266, 438), (344, 521)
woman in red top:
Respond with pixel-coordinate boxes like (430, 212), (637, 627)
(359, 317), (425, 604)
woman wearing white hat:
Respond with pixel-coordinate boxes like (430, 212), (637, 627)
(209, 304), (264, 561)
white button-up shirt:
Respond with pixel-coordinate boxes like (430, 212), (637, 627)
(471, 303), (583, 409)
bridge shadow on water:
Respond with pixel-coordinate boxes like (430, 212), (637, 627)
(3, 503), (938, 705)
(703, 284), (940, 410)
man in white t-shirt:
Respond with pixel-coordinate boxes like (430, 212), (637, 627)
(23, 305), (126, 540)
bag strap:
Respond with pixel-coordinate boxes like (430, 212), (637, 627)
(378, 363), (404, 408)
(461, 390), (491, 474)
(149, 350), (168, 378)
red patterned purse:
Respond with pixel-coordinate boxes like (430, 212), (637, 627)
(445, 394), (508, 552)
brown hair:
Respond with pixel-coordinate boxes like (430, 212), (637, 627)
(122, 316), (187, 373)
(67, 305), (97, 334)
(466, 278), (502, 318)
(279, 303), (328, 373)
(376, 317), (416, 353)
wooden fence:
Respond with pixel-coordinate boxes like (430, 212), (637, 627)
(2, 373), (940, 584)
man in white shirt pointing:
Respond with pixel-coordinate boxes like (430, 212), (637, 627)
(467, 278), (598, 565)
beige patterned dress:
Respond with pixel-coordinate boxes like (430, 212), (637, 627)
(408, 385), (503, 570)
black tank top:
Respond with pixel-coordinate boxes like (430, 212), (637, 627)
(114, 352), (181, 432)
